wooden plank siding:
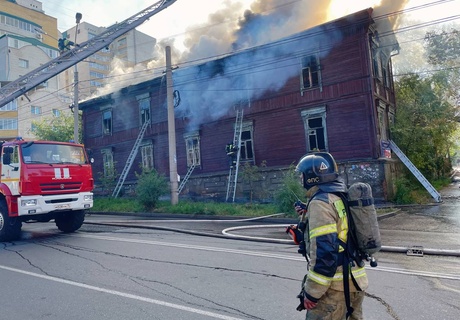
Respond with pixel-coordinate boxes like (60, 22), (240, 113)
(80, 8), (399, 201)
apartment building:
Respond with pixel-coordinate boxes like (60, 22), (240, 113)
(61, 22), (157, 100)
(0, 0), (65, 140)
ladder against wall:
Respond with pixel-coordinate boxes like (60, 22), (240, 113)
(178, 164), (196, 194)
(389, 140), (442, 203)
(226, 108), (244, 202)
(112, 120), (150, 198)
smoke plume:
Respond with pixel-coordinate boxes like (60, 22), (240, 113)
(96, 0), (410, 130)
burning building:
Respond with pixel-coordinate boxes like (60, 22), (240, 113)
(79, 7), (400, 202)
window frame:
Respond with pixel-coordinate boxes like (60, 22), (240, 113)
(300, 55), (322, 95)
(137, 94), (151, 126)
(102, 109), (112, 135)
(140, 141), (154, 171)
(101, 148), (114, 178)
(301, 106), (328, 152)
(184, 131), (201, 167)
(239, 121), (255, 164)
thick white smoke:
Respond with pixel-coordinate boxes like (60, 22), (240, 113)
(95, 0), (409, 130)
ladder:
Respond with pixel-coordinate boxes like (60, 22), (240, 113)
(389, 140), (442, 203)
(226, 108), (244, 202)
(112, 120), (150, 198)
(178, 164), (196, 194)
(0, 0), (177, 108)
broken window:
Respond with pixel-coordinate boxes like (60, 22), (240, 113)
(102, 109), (112, 135)
(301, 106), (328, 152)
(184, 132), (201, 167)
(301, 55), (320, 92)
(137, 94), (150, 126)
(239, 121), (255, 163)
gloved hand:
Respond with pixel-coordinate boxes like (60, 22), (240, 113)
(297, 290), (318, 311)
(294, 200), (307, 215)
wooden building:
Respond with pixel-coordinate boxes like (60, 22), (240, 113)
(79, 8), (400, 202)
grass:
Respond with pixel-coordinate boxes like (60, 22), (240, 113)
(90, 197), (396, 218)
(90, 197), (283, 217)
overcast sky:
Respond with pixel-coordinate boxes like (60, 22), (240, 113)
(41, 0), (459, 45)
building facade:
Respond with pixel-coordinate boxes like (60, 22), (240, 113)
(79, 8), (400, 202)
(0, 0), (67, 140)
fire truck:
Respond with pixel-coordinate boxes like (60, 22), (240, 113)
(0, 139), (93, 241)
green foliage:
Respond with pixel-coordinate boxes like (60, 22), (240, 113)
(90, 198), (279, 217)
(32, 112), (81, 142)
(393, 175), (450, 205)
(135, 169), (168, 210)
(392, 74), (456, 180)
(274, 164), (307, 215)
(97, 161), (119, 195)
(239, 160), (268, 202)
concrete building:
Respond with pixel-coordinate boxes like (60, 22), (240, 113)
(61, 22), (157, 100)
(0, 0), (67, 140)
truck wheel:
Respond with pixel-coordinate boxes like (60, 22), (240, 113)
(55, 210), (86, 233)
(0, 201), (22, 241)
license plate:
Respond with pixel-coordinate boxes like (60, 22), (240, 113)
(55, 204), (71, 209)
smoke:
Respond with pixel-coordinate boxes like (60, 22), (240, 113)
(93, 0), (410, 131)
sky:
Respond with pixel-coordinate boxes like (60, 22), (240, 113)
(42, 0), (459, 48)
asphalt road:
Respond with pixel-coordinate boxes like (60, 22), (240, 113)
(1, 182), (459, 319)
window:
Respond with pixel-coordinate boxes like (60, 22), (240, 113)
(52, 109), (60, 117)
(102, 109), (112, 135)
(0, 118), (18, 130)
(301, 106), (328, 152)
(19, 58), (29, 68)
(141, 142), (154, 170)
(184, 131), (201, 167)
(101, 148), (114, 178)
(239, 121), (255, 163)
(300, 55), (321, 93)
(137, 94), (150, 126)
(31, 106), (41, 115)
(377, 101), (388, 141)
(0, 100), (17, 111)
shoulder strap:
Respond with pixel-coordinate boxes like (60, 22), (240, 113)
(332, 192), (363, 320)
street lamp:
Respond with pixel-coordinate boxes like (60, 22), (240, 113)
(73, 13), (82, 143)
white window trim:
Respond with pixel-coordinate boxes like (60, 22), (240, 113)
(301, 106), (328, 152)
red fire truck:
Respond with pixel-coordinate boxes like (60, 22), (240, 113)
(0, 139), (94, 241)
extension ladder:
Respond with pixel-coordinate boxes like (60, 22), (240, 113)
(226, 108), (244, 202)
(178, 164), (196, 194)
(112, 120), (150, 198)
(389, 140), (441, 203)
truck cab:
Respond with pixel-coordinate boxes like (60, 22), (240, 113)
(0, 139), (94, 241)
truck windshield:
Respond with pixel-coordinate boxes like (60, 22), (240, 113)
(21, 143), (88, 165)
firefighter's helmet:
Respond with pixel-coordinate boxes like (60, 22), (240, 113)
(296, 152), (339, 189)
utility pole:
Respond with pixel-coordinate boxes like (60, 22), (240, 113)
(166, 46), (178, 205)
(73, 13), (82, 143)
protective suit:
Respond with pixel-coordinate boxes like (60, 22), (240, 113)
(295, 152), (368, 320)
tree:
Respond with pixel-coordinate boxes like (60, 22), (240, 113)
(32, 112), (81, 142)
(424, 28), (460, 107)
(392, 74), (456, 179)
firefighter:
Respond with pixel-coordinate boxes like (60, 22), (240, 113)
(58, 37), (76, 53)
(294, 152), (368, 320)
(226, 142), (238, 168)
